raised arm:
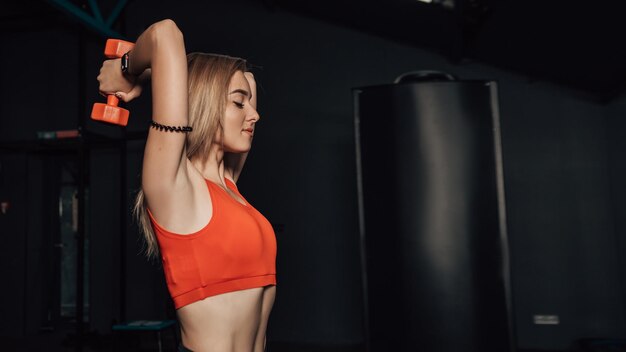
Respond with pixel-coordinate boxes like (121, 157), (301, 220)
(129, 20), (190, 198)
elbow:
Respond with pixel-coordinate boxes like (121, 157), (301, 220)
(149, 19), (184, 47)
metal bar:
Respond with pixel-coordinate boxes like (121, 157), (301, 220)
(45, 0), (123, 38)
(87, 0), (104, 23)
(75, 140), (85, 352)
(105, 0), (129, 27)
(119, 138), (127, 323)
(490, 82), (517, 351)
(75, 31), (87, 352)
(50, 159), (62, 329)
(22, 154), (29, 337)
(353, 89), (371, 352)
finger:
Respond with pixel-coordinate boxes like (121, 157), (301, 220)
(115, 87), (141, 103)
(128, 85), (143, 100)
(114, 91), (131, 103)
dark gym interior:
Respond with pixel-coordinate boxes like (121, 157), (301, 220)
(1, 0), (626, 351)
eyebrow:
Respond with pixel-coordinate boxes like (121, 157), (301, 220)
(229, 89), (251, 98)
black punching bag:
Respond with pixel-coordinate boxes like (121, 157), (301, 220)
(354, 76), (514, 352)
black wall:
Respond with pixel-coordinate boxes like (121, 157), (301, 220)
(0, 0), (625, 350)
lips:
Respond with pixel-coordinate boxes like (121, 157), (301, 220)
(243, 128), (254, 136)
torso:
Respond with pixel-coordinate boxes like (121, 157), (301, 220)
(147, 159), (276, 352)
(177, 286), (276, 352)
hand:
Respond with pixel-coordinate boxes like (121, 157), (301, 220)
(97, 58), (143, 102)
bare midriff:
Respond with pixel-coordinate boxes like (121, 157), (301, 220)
(177, 286), (276, 352)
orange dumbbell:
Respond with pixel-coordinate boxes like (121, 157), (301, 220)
(91, 39), (135, 126)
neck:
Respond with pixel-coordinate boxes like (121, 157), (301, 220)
(191, 143), (226, 183)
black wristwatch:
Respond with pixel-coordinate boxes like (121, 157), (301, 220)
(121, 50), (131, 74)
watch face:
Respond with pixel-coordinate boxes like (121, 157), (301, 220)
(121, 52), (130, 73)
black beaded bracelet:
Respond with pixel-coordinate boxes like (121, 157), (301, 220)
(150, 120), (193, 133)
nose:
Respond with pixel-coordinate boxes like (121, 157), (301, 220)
(248, 106), (260, 122)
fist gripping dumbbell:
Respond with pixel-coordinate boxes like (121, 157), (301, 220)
(91, 39), (135, 126)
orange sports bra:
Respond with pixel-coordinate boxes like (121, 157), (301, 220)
(147, 178), (277, 309)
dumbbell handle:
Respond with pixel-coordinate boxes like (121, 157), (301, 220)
(105, 94), (120, 107)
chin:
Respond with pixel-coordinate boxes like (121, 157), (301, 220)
(225, 145), (252, 154)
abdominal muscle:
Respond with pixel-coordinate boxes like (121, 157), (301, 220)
(177, 285), (276, 352)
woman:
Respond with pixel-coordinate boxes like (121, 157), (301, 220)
(97, 19), (277, 352)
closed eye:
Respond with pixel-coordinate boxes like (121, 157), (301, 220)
(234, 101), (245, 109)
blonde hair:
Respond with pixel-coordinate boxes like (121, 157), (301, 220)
(134, 53), (248, 259)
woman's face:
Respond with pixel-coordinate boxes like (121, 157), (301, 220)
(219, 70), (259, 153)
